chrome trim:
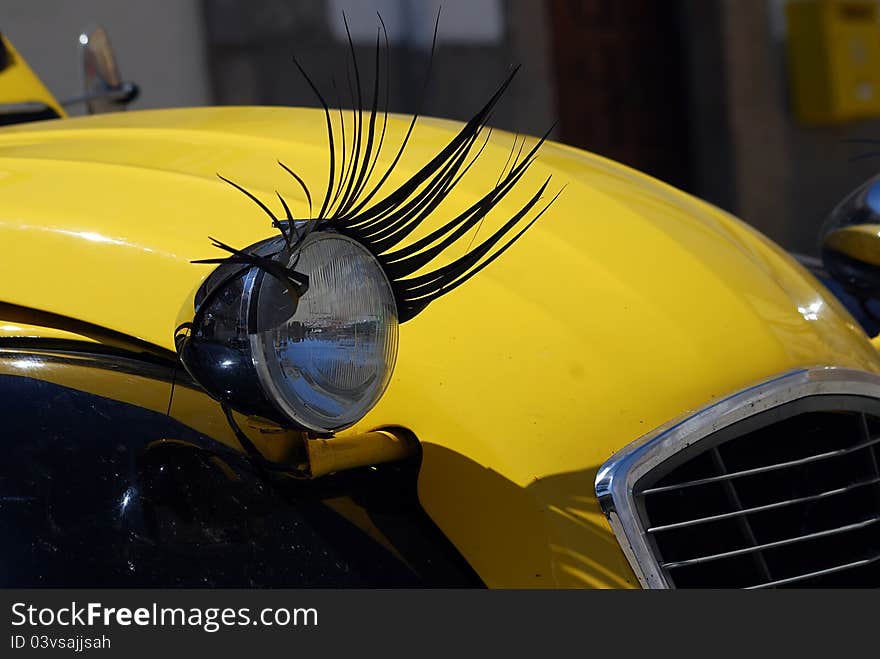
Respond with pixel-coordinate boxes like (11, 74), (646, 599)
(594, 366), (880, 588)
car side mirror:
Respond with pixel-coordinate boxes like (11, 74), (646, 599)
(76, 26), (138, 114)
(821, 174), (880, 297)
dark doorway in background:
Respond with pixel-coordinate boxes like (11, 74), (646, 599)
(548, 0), (692, 191)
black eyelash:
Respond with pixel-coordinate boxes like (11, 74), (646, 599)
(195, 10), (561, 323)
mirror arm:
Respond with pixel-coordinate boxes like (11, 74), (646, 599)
(60, 81), (139, 109)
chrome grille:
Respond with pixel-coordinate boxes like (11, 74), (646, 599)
(596, 368), (880, 588)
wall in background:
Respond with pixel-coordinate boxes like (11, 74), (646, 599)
(201, 0), (556, 138)
(2, 0), (212, 113)
(548, 0), (693, 191)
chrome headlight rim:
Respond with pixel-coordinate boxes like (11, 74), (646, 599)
(245, 231), (399, 433)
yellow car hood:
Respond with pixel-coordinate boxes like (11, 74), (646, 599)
(1, 107), (878, 587)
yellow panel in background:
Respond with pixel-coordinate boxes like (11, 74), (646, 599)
(786, 0), (880, 123)
(0, 35), (65, 117)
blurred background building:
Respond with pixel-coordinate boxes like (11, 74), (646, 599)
(5, 0), (880, 255)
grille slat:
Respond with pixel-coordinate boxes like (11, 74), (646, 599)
(636, 404), (880, 587)
(646, 475), (880, 532)
(639, 433), (880, 495)
(662, 516), (880, 569)
(745, 553), (880, 590)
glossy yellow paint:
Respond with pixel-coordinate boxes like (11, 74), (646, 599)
(1, 106), (879, 588)
(0, 319), (92, 342)
(0, 36), (65, 117)
(305, 430), (418, 478)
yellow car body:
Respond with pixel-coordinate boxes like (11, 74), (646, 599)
(3, 37), (879, 588)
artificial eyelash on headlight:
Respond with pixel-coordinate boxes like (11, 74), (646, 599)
(194, 10), (561, 323)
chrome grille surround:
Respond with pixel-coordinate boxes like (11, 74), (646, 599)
(595, 367), (880, 588)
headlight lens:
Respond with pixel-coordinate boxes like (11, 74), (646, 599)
(181, 231), (398, 433)
(250, 232), (398, 431)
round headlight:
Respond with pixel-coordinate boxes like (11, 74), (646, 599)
(180, 231), (398, 433)
(250, 232), (398, 431)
